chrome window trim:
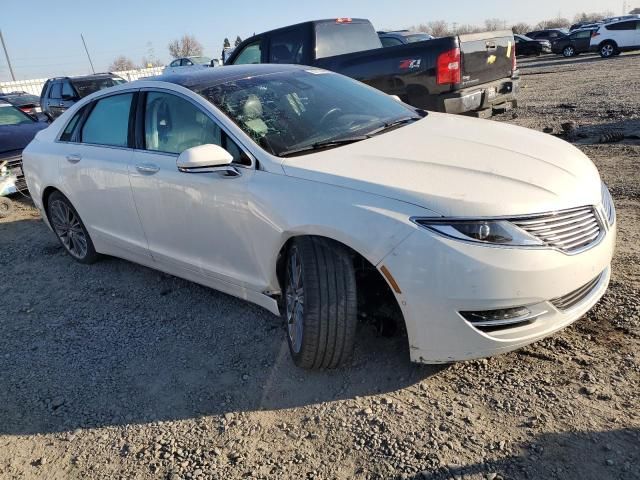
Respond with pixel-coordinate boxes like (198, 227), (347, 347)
(139, 87), (256, 170)
(411, 204), (607, 256)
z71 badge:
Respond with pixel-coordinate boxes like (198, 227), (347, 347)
(399, 59), (422, 70)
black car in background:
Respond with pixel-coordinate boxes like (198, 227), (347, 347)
(40, 73), (126, 119)
(0, 100), (48, 205)
(377, 30), (434, 47)
(0, 91), (42, 118)
(514, 34), (551, 56)
(525, 29), (569, 43)
(552, 29), (597, 57)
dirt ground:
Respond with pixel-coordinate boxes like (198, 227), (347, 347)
(1, 53), (639, 480)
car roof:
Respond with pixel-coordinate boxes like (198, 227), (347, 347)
(149, 64), (310, 90)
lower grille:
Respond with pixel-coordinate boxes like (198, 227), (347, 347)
(550, 273), (602, 311)
(511, 206), (603, 254)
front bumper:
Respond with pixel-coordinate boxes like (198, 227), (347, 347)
(379, 218), (616, 364)
(440, 77), (520, 115)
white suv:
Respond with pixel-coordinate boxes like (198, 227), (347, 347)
(590, 16), (640, 57)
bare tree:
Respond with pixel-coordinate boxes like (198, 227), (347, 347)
(234, 36), (243, 47)
(573, 11), (615, 23)
(223, 37), (231, 48)
(140, 57), (163, 68)
(484, 18), (506, 31)
(417, 20), (449, 37)
(109, 56), (136, 72)
(535, 17), (571, 30)
(168, 34), (203, 58)
(511, 22), (532, 34)
(455, 24), (484, 34)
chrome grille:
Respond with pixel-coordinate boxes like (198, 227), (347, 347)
(551, 273), (602, 311)
(511, 206), (602, 253)
(1, 151), (27, 192)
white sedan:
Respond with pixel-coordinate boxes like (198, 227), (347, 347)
(23, 65), (616, 369)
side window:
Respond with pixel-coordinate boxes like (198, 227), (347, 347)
(183, 59), (194, 66)
(607, 21), (635, 30)
(144, 92), (250, 165)
(380, 37), (403, 48)
(269, 30), (306, 63)
(81, 93), (133, 147)
(232, 41), (261, 65)
(61, 81), (75, 99)
(59, 106), (86, 142)
(49, 82), (62, 99)
(170, 59), (181, 67)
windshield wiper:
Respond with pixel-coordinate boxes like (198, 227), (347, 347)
(279, 135), (370, 158)
(366, 116), (421, 137)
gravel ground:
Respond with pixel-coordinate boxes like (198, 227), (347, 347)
(1, 52), (639, 480)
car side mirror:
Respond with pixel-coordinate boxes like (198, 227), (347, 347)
(177, 144), (237, 175)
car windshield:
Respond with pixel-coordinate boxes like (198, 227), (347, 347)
(197, 69), (422, 157)
(71, 77), (126, 98)
(405, 34), (433, 42)
(0, 103), (35, 125)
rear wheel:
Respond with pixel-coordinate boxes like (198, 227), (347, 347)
(600, 42), (616, 58)
(284, 237), (358, 369)
(562, 46), (575, 57)
(47, 191), (99, 264)
(0, 197), (13, 218)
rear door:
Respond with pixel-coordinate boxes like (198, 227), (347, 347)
(605, 21), (637, 47)
(459, 31), (515, 87)
(571, 30), (593, 52)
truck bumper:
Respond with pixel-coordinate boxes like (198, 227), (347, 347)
(440, 77), (520, 115)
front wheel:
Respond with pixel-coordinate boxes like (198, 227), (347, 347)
(563, 46), (575, 57)
(47, 191), (100, 264)
(284, 238), (358, 369)
(0, 197), (13, 218)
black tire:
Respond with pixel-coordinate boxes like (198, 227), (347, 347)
(562, 46), (575, 57)
(284, 237), (358, 369)
(47, 191), (100, 264)
(0, 197), (13, 218)
(600, 42), (617, 58)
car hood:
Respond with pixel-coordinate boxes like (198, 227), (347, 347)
(0, 121), (48, 155)
(281, 112), (602, 217)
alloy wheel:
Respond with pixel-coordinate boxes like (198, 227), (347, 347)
(602, 44), (614, 57)
(564, 46), (575, 57)
(49, 199), (88, 259)
(285, 247), (305, 354)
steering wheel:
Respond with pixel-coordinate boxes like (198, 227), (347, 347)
(319, 108), (342, 126)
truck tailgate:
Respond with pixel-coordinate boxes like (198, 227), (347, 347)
(459, 30), (515, 88)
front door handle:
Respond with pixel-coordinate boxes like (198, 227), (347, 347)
(136, 163), (160, 174)
(66, 154), (82, 163)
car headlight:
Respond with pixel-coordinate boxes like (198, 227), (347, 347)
(601, 182), (615, 226)
(413, 219), (544, 246)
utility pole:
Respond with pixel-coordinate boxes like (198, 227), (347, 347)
(0, 29), (16, 81)
(80, 33), (95, 74)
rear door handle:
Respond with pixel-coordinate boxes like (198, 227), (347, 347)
(136, 163), (160, 174)
(66, 154), (82, 163)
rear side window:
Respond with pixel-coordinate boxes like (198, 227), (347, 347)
(59, 107), (86, 142)
(269, 29), (306, 63)
(606, 21), (636, 30)
(49, 82), (62, 99)
(232, 41), (262, 64)
(81, 93), (133, 147)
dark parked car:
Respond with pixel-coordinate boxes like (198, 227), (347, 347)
(0, 91), (42, 118)
(514, 34), (551, 56)
(525, 29), (569, 43)
(227, 18), (519, 117)
(0, 100), (48, 209)
(40, 73), (126, 120)
(378, 30), (434, 47)
(552, 29), (597, 57)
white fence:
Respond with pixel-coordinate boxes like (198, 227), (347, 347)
(0, 67), (164, 96)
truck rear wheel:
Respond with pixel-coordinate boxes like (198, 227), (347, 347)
(0, 197), (13, 218)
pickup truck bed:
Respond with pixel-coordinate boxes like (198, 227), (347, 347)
(226, 19), (519, 116)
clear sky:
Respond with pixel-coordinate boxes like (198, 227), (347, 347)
(0, 0), (625, 81)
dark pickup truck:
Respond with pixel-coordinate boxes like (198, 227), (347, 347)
(226, 18), (519, 116)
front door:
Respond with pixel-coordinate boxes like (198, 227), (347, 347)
(128, 90), (261, 289)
